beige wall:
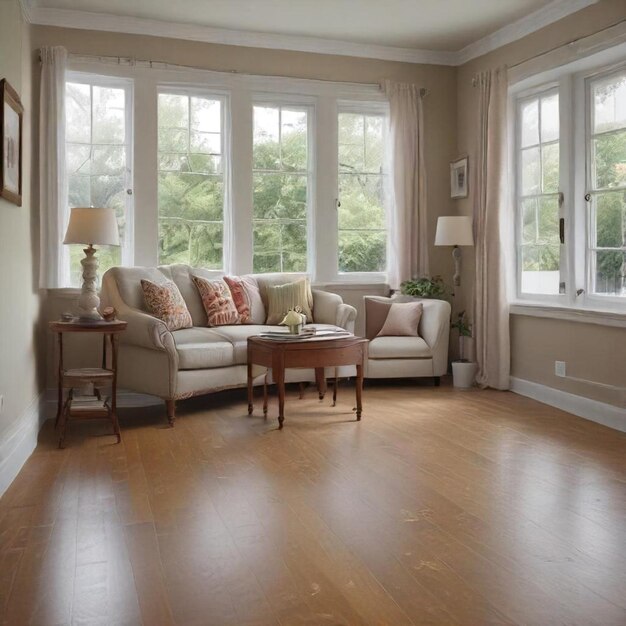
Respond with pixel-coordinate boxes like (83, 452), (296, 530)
(0, 1), (44, 448)
(31, 24), (457, 380)
(455, 0), (626, 406)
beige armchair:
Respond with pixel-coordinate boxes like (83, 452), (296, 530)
(364, 296), (451, 385)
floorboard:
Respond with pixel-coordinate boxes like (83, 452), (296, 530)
(1, 380), (625, 625)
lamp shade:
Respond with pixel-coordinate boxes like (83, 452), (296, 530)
(63, 207), (120, 246)
(434, 216), (474, 246)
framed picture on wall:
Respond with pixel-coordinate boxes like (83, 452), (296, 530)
(1, 79), (24, 206)
(450, 155), (468, 199)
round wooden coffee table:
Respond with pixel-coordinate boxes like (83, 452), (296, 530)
(247, 335), (369, 428)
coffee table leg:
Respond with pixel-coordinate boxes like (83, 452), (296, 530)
(247, 362), (253, 415)
(355, 363), (363, 420)
(273, 354), (285, 429)
(315, 368), (326, 400)
(263, 374), (268, 418)
(332, 368), (338, 407)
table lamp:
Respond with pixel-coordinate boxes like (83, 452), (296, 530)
(434, 216), (474, 287)
(64, 207), (120, 320)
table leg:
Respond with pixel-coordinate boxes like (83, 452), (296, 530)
(111, 334), (121, 443)
(355, 363), (363, 421)
(247, 361), (253, 415)
(333, 368), (338, 407)
(273, 353), (286, 429)
(315, 368), (326, 400)
(58, 388), (72, 449)
(263, 374), (268, 417)
(55, 333), (64, 427)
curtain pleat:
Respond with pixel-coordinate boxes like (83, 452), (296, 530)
(383, 80), (428, 289)
(39, 46), (68, 289)
(474, 68), (510, 390)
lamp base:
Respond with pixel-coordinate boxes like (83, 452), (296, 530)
(452, 245), (461, 287)
(77, 245), (102, 320)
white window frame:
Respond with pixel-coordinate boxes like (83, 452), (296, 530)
(65, 71), (135, 283)
(510, 43), (626, 314)
(251, 95), (315, 274)
(61, 57), (386, 287)
(156, 86), (230, 271)
(336, 100), (390, 283)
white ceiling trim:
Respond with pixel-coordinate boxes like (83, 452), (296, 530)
(23, 0), (600, 67)
(457, 0), (600, 65)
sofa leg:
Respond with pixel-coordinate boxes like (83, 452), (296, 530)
(433, 377), (441, 387)
(165, 399), (176, 427)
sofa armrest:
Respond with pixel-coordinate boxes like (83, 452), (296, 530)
(336, 303), (357, 333)
(118, 306), (175, 353)
(419, 299), (451, 376)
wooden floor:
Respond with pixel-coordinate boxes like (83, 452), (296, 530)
(1, 380), (625, 626)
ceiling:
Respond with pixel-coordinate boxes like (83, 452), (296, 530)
(25, 0), (598, 64)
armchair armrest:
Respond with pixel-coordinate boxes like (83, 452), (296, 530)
(336, 303), (357, 333)
(312, 289), (357, 332)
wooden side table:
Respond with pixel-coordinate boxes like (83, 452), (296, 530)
(49, 319), (127, 448)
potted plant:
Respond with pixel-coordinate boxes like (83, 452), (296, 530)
(450, 311), (476, 388)
(398, 276), (447, 299)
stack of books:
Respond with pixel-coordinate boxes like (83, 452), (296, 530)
(257, 326), (351, 341)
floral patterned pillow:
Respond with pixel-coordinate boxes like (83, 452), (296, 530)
(141, 279), (193, 331)
(192, 276), (240, 326)
(223, 276), (251, 323)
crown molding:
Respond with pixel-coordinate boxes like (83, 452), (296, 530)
(27, 7), (458, 65)
(26, 0), (599, 67)
(456, 0), (599, 65)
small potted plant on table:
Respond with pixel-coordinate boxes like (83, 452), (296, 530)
(451, 311), (476, 388)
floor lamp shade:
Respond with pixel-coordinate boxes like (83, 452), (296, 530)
(434, 216), (474, 287)
(434, 216), (474, 247)
(64, 207), (120, 320)
(64, 207), (120, 246)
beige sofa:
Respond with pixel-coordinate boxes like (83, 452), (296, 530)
(364, 296), (451, 385)
(101, 264), (357, 424)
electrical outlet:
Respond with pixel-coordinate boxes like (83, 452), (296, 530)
(555, 361), (566, 377)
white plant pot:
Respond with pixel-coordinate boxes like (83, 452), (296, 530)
(452, 361), (476, 389)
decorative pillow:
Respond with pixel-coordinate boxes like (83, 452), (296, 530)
(223, 275), (264, 324)
(377, 302), (423, 337)
(192, 276), (240, 326)
(266, 279), (314, 325)
(141, 279), (193, 331)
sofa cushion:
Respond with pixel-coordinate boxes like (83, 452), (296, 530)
(108, 266), (174, 311)
(141, 279), (193, 331)
(266, 279), (314, 324)
(192, 276), (241, 326)
(368, 336), (432, 360)
(173, 327), (235, 370)
(378, 302), (423, 337)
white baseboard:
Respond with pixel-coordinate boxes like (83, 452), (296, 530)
(0, 393), (47, 498)
(510, 377), (626, 433)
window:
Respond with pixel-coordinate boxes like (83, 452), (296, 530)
(516, 89), (562, 295)
(512, 52), (626, 309)
(588, 70), (626, 296)
(65, 75), (132, 286)
(252, 104), (310, 273)
(337, 109), (387, 273)
(158, 91), (225, 268)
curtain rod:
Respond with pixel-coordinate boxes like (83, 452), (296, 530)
(63, 52), (388, 90)
(471, 16), (626, 84)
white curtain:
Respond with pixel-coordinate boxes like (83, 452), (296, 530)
(383, 80), (429, 290)
(39, 46), (68, 289)
(474, 68), (510, 390)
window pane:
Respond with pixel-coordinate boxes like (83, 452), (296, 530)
(594, 250), (626, 295)
(592, 130), (626, 189)
(541, 143), (559, 193)
(65, 79), (130, 287)
(253, 104), (309, 271)
(521, 99), (539, 147)
(595, 192), (625, 248)
(521, 244), (560, 295)
(593, 73), (626, 134)
(338, 111), (387, 273)
(521, 198), (537, 244)
(521, 147), (540, 195)
(541, 94), (559, 143)
(339, 230), (386, 273)
(158, 93), (224, 268)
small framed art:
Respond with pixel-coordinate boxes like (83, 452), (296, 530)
(450, 155), (468, 199)
(1, 79), (24, 206)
